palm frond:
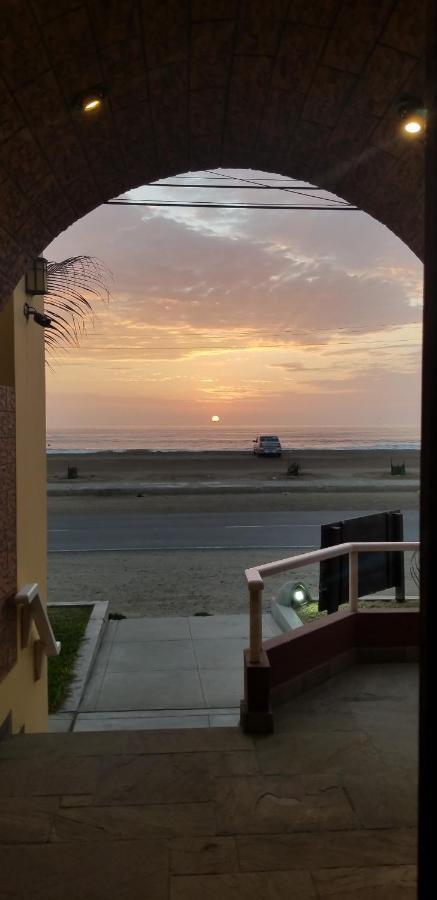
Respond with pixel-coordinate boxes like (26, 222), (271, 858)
(43, 256), (112, 359)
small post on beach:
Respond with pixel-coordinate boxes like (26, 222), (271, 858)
(249, 584), (263, 664)
(348, 551), (359, 612)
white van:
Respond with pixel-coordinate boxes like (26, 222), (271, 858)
(253, 435), (282, 457)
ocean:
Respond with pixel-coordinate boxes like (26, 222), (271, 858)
(46, 426), (420, 453)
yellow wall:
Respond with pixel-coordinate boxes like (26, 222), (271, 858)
(0, 279), (48, 733)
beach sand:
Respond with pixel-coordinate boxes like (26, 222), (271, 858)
(47, 448), (420, 485)
(47, 448), (420, 616)
(47, 543), (419, 618)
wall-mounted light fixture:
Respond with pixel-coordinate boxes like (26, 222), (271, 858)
(398, 96), (427, 136)
(25, 257), (48, 295)
(23, 302), (52, 329)
(73, 85), (106, 114)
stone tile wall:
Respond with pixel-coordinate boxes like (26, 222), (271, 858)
(0, 0), (426, 306)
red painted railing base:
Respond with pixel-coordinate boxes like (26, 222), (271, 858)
(240, 649), (274, 734)
(242, 609), (419, 734)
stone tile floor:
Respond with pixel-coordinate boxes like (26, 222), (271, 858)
(52, 614), (282, 733)
(1, 663), (418, 898)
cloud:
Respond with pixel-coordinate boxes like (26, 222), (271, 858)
(49, 203), (421, 347)
(45, 169), (423, 429)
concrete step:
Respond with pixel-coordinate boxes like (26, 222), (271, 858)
(49, 708), (241, 732)
(0, 724), (250, 760)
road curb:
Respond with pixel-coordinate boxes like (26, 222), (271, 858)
(49, 600), (108, 716)
(48, 480), (420, 497)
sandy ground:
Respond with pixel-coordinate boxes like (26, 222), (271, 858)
(48, 545), (419, 618)
(48, 451), (420, 616)
(48, 489), (420, 518)
(48, 484), (420, 617)
(47, 448), (420, 484)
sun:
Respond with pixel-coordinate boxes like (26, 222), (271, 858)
(211, 415), (220, 423)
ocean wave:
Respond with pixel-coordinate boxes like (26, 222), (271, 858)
(46, 426), (420, 454)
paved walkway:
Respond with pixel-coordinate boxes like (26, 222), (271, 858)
(53, 614), (281, 733)
(1, 663), (418, 899)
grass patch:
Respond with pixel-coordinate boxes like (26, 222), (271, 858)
(298, 597), (419, 625)
(47, 606), (91, 713)
(299, 602), (326, 624)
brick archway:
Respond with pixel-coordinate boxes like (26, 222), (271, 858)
(0, 1), (425, 304)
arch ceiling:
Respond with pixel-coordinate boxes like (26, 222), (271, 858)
(0, 0), (425, 304)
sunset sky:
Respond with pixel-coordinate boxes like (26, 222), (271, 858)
(45, 170), (423, 432)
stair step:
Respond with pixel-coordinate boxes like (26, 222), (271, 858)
(49, 708), (241, 733)
(0, 723), (251, 760)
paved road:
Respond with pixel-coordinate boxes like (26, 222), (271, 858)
(48, 509), (419, 552)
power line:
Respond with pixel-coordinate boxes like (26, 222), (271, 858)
(70, 331), (423, 349)
(106, 200), (358, 210)
(133, 183), (349, 193)
(68, 328), (423, 350)
(204, 168), (348, 206)
(49, 340), (421, 357)
(78, 322), (423, 345)
(158, 175), (314, 181)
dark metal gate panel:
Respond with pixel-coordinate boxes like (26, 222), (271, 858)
(319, 511), (405, 614)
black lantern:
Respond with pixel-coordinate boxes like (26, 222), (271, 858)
(25, 257), (48, 296)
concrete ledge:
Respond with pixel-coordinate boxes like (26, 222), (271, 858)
(271, 600), (304, 633)
(49, 601), (108, 714)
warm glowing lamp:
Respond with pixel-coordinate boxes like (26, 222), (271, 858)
(398, 97), (426, 137)
(404, 119), (422, 134)
(73, 86), (105, 114)
(83, 96), (102, 112)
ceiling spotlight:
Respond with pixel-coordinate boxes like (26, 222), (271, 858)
(23, 302), (52, 329)
(398, 96), (426, 136)
(73, 86), (105, 114)
(83, 95), (102, 112)
(404, 119), (422, 134)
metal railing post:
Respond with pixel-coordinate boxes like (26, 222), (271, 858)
(249, 585), (263, 663)
(14, 584), (61, 680)
(348, 551), (359, 612)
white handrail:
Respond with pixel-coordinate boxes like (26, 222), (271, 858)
(15, 583), (61, 680)
(245, 541), (419, 663)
